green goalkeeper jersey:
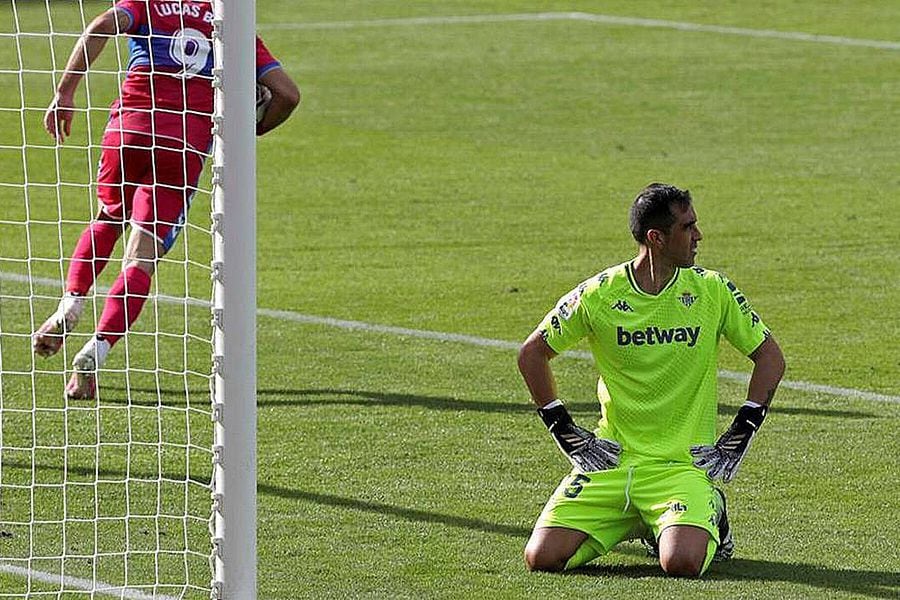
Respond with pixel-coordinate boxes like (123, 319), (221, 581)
(538, 261), (770, 465)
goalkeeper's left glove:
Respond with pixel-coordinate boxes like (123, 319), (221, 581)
(690, 401), (767, 483)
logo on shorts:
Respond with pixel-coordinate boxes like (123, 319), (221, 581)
(660, 500), (689, 524)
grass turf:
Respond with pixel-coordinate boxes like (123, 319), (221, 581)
(1, 1), (899, 598)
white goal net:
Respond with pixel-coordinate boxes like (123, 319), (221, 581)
(0, 1), (255, 597)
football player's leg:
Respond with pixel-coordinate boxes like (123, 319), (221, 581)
(712, 487), (733, 561)
(524, 527), (591, 572)
(67, 214), (158, 400)
(94, 179), (175, 345)
(657, 525), (715, 578)
(526, 469), (637, 572)
(91, 138), (194, 348)
(637, 464), (721, 578)
(34, 123), (130, 357)
(69, 124), (134, 295)
(66, 217), (126, 294)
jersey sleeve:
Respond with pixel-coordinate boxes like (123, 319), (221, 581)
(114, 0), (147, 33)
(536, 283), (592, 354)
(255, 36), (282, 80)
(716, 273), (770, 356)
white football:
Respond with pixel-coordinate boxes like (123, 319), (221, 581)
(256, 83), (272, 123)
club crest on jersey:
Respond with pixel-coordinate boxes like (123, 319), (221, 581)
(611, 299), (633, 313)
(679, 292), (696, 307)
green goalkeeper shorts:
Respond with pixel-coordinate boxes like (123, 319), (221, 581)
(534, 462), (722, 554)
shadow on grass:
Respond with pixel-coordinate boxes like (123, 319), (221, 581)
(5, 453), (896, 599)
(92, 386), (880, 419)
(2, 458), (531, 539)
(575, 559), (899, 599)
(259, 484), (532, 539)
(263, 484), (898, 598)
(258, 388), (880, 419)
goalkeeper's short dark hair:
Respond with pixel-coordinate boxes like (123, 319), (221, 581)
(629, 183), (693, 244)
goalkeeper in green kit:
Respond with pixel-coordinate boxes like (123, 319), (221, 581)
(518, 183), (785, 577)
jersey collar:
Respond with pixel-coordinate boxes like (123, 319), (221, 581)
(626, 262), (680, 297)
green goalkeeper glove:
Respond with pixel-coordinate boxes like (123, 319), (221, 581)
(691, 401), (768, 482)
(538, 400), (621, 473)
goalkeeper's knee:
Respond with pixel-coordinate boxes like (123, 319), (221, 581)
(659, 538), (716, 578)
(524, 536), (602, 572)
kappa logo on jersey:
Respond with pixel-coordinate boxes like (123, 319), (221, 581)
(616, 325), (701, 347)
(611, 299), (633, 313)
(550, 315), (562, 334)
(679, 292), (696, 307)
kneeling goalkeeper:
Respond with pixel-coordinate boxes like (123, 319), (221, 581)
(518, 183), (784, 577)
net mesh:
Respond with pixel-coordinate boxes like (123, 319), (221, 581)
(0, 2), (214, 597)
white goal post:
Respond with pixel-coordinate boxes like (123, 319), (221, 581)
(212, 0), (257, 598)
(0, 1), (257, 598)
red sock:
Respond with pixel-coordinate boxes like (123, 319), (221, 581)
(66, 221), (123, 296)
(96, 266), (153, 347)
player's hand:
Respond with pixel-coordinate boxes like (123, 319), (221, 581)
(44, 93), (76, 143)
(691, 401), (767, 482)
(538, 401), (621, 473)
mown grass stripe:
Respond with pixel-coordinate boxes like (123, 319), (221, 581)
(3, 271), (897, 403)
(258, 12), (900, 51)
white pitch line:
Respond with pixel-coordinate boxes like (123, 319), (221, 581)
(258, 11), (900, 51)
(0, 562), (180, 600)
(2, 271), (897, 404)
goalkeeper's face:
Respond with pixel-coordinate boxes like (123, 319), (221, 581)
(661, 203), (703, 267)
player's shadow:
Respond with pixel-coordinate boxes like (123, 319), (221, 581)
(5, 454), (531, 540)
(92, 386), (880, 419)
(261, 484), (896, 598)
(258, 484), (532, 539)
(260, 389), (880, 419)
(10, 453), (896, 599)
(575, 557), (899, 599)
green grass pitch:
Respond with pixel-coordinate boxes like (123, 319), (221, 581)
(1, 0), (899, 598)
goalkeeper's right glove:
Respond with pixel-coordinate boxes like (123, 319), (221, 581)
(691, 401), (768, 483)
(537, 400), (621, 473)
